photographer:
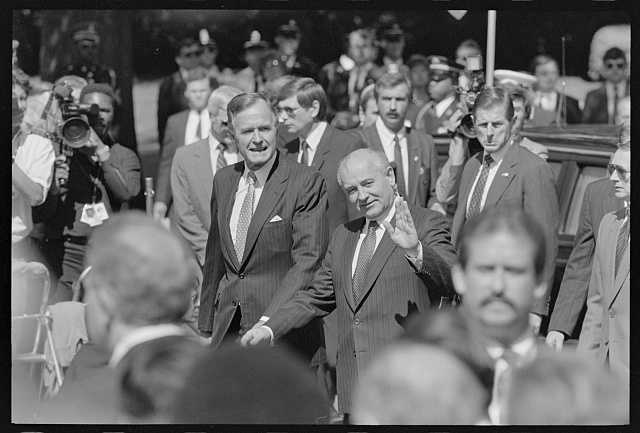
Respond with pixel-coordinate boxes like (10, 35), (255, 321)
(45, 83), (141, 304)
(12, 67), (55, 261)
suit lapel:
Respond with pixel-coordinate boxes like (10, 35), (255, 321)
(459, 152), (482, 211)
(222, 163), (243, 270)
(609, 210), (629, 307)
(485, 142), (518, 208)
(280, 138), (300, 162)
(241, 152), (288, 265)
(405, 130), (421, 205)
(342, 219), (365, 312)
(312, 125), (333, 172)
(193, 141), (214, 195)
(363, 125), (385, 153)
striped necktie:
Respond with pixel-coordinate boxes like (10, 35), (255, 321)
(300, 140), (309, 166)
(467, 154), (494, 220)
(615, 208), (630, 277)
(216, 143), (227, 172)
(352, 220), (379, 304)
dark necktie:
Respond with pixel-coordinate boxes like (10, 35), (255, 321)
(235, 172), (257, 262)
(352, 220), (379, 304)
(615, 208), (630, 277)
(196, 113), (202, 140)
(467, 154), (494, 220)
(300, 140), (309, 166)
(393, 134), (406, 198)
(216, 143), (227, 172)
(611, 90), (619, 124)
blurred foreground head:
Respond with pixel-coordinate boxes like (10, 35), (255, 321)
(84, 211), (198, 347)
(352, 342), (489, 425)
(170, 344), (329, 424)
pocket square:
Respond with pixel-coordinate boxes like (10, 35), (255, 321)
(270, 215), (283, 222)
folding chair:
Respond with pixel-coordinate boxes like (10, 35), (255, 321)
(12, 261), (64, 418)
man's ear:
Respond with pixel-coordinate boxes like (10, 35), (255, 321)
(175, 56), (183, 68)
(385, 165), (397, 188)
(451, 264), (467, 296)
(310, 100), (321, 118)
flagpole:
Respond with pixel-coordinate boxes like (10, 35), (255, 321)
(486, 10), (497, 87)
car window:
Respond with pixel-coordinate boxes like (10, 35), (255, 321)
(562, 165), (608, 235)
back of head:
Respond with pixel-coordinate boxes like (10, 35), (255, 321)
(472, 86), (514, 121)
(458, 205), (546, 282)
(207, 84), (242, 115)
(506, 351), (629, 424)
(85, 211), (197, 326)
(119, 336), (204, 423)
(352, 342), (489, 425)
(79, 82), (115, 104)
(170, 344), (328, 423)
(263, 75), (296, 106)
(497, 82), (533, 114)
(277, 77), (328, 121)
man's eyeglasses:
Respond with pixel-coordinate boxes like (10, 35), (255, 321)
(276, 105), (304, 117)
(608, 163), (630, 181)
(604, 61), (626, 70)
(183, 49), (204, 58)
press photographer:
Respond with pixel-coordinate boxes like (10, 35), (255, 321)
(43, 83), (141, 304)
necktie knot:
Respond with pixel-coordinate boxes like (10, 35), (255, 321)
(368, 220), (379, 233)
(247, 171), (257, 185)
(484, 154), (494, 167)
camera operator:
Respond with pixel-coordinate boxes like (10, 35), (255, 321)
(12, 67), (55, 262)
(45, 83), (141, 304)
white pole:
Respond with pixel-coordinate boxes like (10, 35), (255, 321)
(486, 10), (497, 87)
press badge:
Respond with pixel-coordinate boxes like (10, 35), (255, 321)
(81, 202), (109, 227)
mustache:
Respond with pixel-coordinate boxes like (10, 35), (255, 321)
(481, 295), (516, 310)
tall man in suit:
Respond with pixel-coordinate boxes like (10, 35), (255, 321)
(450, 87), (559, 333)
(153, 67), (213, 221)
(241, 148), (457, 417)
(453, 205), (554, 424)
(198, 93), (328, 367)
(170, 85), (243, 268)
(577, 139), (630, 391)
(359, 72), (439, 210)
(582, 47), (629, 124)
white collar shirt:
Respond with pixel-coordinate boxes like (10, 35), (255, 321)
(606, 81), (627, 118)
(351, 204), (396, 277)
(208, 135), (242, 175)
(297, 122), (327, 166)
(375, 117), (409, 190)
(185, 109), (211, 146)
(465, 143), (512, 217)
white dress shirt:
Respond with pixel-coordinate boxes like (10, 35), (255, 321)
(606, 81), (627, 119)
(185, 109), (211, 146)
(465, 143), (511, 217)
(229, 155), (276, 246)
(533, 90), (558, 112)
(208, 135), (242, 175)
(375, 117), (409, 190)
(297, 122), (327, 166)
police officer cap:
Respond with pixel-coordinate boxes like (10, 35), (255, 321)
(72, 22), (100, 46)
(494, 69), (538, 89)
(244, 30), (270, 50)
(278, 20), (301, 39)
(426, 56), (463, 81)
(603, 47), (626, 62)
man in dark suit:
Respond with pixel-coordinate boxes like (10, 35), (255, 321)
(153, 67), (213, 221)
(582, 47), (630, 124)
(274, 20), (317, 80)
(453, 205), (556, 424)
(241, 148), (457, 417)
(359, 72), (439, 209)
(450, 87), (559, 333)
(198, 93), (328, 367)
(170, 85), (243, 267)
(577, 137), (630, 391)
(545, 178), (623, 349)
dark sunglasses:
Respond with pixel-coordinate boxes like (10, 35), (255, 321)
(608, 163), (630, 181)
(183, 49), (203, 58)
(604, 61), (626, 69)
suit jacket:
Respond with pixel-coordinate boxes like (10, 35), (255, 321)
(451, 143), (559, 316)
(198, 151), (329, 365)
(582, 82), (630, 124)
(156, 110), (189, 211)
(577, 208), (629, 380)
(266, 205), (457, 413)
(548, 179), (623, 337)
(530, 93), (582, 126)
(170, 138), (214, 266)
(414, 97), (460, 135)
(359, 124), (439, 209)
(280, 124), (367, 235)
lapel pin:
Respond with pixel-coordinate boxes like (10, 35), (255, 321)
(419, 166), (425, 175)
(501, 172), (509, 177)
(414, 156), (419, 162)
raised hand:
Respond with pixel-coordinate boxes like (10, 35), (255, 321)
(382, 196), (420, 257)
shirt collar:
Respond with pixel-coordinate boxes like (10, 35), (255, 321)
(483, 137), (514, 165)
(301, 121), (327, 152)
(485, 327), (537, 362)
(243, 150), (277, 187)
(108, 323), (185, 368)
(375, 116), (406, 143)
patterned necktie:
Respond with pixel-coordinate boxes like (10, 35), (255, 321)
(235, 171), (257, 262)
(216, 143), (227, 172)
(352, 220), (379, 304)
(466, 154), (494, 220)
(615, 208), (630, 277)
(300, 140), (309, 166)
(393, 134), (407, 198)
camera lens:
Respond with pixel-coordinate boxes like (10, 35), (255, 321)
(60, 117), (91, 148)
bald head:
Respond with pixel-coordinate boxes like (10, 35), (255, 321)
(352, 343), (489, 425)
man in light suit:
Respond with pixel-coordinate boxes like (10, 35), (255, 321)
(582, 47), (629, 124)
(358, 72), (439, 210)
(170, 85), (243, 267)
(545, 177), (623, 350)
(198, 93), (328, 367)
(577, 138), (630, 391)
(241, 148), (457, 417)
(450, 87), (559, 333)
(154, 67), (213, 221)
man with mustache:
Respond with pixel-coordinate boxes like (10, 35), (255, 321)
(452, 205), (553, 424)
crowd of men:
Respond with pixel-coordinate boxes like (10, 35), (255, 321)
(11, 18), (630, 425)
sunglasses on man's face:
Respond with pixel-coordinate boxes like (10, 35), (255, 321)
(605, 61), (626, 70)
(608, 163), (630, 181)
(183, 49), (203, 58)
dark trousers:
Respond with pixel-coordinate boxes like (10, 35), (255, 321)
(47, 239), (87, 304)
